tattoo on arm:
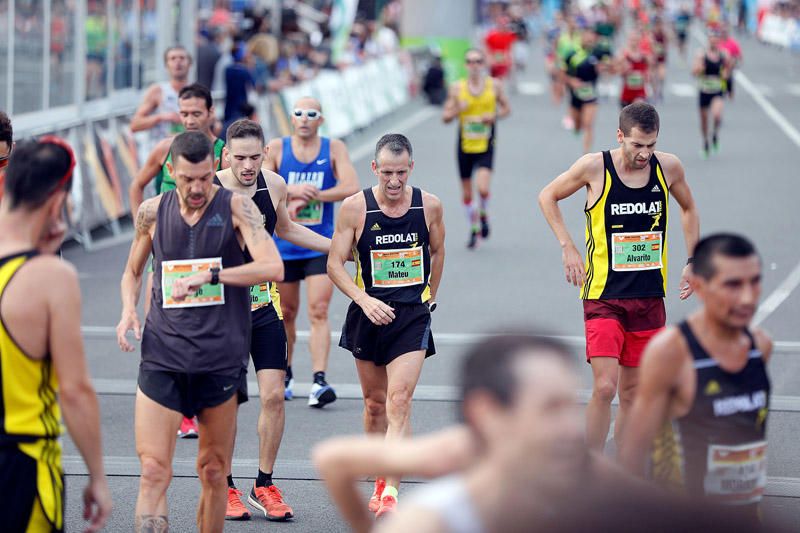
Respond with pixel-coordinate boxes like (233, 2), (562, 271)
(135, 200), (156, 234)
(135, 515), (168, 533)
(238, 197), (267, 244)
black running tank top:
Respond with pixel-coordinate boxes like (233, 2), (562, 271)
(652, 321), (770, 506)
(582, 151), (669, 300)
(354, 187), (431, 304)
(142, 188), (250, 377)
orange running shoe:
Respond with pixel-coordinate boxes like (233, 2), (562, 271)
(375, 493), (397, 519)
(248, 484), (294, 521)
(177, 416), (199, 439)
(368, 478), (386, 513)
(225, 487), (251, 521)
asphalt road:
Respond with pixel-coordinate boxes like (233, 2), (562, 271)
(60, 27), (800, 532)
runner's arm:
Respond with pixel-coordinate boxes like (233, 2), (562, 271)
(327, 196), (365, 302)
(49, 260), (112, 531)
(494, 79), (512, 119)
(130, 86), (171, 132)
(269, 172), (331, 253)
(425, 193), (445, 301)
(263, 138), (282, 173)
(226, 194), (284, 286)
(129, 140), (169, 217)
(753, 328), (773, 363)
(619, 328), (684, 475)
(538, 154), (595, 286)
(691, 53), (704, 77)
(441, 84), (463, 123)
(313, 427), (476, 533)
(317, 139), (360, 202)
(118, 198), (158, 351)
(663, 154), (699, 299)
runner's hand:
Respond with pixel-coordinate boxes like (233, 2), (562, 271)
(171, 272), (210, 301)
(481, 113), (496, 125)
(116, 311), (141, 352)
(287, 198), (307, 220)
(288, 183), (319, 203)
(679, 264), (693, 300)
(562, 244), (586, 287)
(82, 477), (112, 533)
(161, 111), (181, 124)
(457, 98), (469, 112)
(358, 295), (396, 325)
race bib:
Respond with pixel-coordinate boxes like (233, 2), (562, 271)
(295, 199), (323, 226)
(162, 257), (224, 308)
(612, 232), (662, 272)
(575, 84), (596, 101)
(370, 247), (424, 288)
(461, 117), (491, 140)
(704, 441), (767, 504)
(250, 282), (271, 311)
(626, 72), (644, 89)
(700, 76), (723, 93)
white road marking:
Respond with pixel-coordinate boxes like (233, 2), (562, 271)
(787, 84), (800, 97)
(669, 83), (696, 97)
(517, 81), (546, 95)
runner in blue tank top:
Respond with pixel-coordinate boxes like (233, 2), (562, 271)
(265, 96), (360, 406)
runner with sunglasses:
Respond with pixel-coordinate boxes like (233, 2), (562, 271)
(265, 97), (360, 406)
(442, 49), (510, 249)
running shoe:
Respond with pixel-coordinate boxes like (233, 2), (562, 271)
(375, 494), (398, 519)
(480, 216), (490, 239)
(284, 377), (294, 401)
(368, 478), (386, 513)
(711, 137), (719, 154)
(467, 230), (479, 250)
(225, 487), (251, 521)
(308, 382), (337, 408)
(177, 416), (199, 439)
(248, 484), (294, 521)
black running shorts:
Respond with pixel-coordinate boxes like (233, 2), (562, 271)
(0, 443), (63, 532)
(457, 148), (494, 179)
(250, 305), (288, 371)
(339, 301), (435, 366)
(138, 367), (248, 418)
(282, 254), (328, 283)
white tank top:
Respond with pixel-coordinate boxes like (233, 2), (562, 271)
(405, 476), (485, 533)
(149, 81), (181, 142)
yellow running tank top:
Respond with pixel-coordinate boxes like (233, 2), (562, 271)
(0, 252), (62, 441)
(458, 78), (497, 154)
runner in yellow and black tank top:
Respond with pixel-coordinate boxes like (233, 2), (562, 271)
(0, 252), (65, 532)
(457, 77), (496, 155)
(583, 150), (669, 300)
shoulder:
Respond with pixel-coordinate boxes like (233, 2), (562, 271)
(266, 137), (284, 155)
(751, 327), (773, 362)
(24, 254), (78, 282)
(329, 138), (348, 155)
(641, 325), (690, 368)
(262, 169), (287, 193)
(653, 151), (684, 180)
(421, 190), (443, 213)
(576, 151), (605, 178)
(153, 137), (174, 157)
(143, 83), (163, 101)
(136, 195), (162, 229)
(340, 190), (366, 217)
(491, 77), (504, 91)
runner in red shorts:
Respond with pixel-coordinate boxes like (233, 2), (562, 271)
(617, 31), (650, 108)
(539, 102), (699, 452)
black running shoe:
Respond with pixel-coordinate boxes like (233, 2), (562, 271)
(480, 217), (490, 239)
(467, 231), (479, 250)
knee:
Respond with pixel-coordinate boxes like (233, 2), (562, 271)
(363, 393), (386, 420)
(139, 455), (172, 491)
(196, 452), (227, 486)
(281, 303), (299, 323)
(592, 378), (618, 404)
(386, 387), (413, 420)
(260, 387), (284, 412)
(308, 300), (329, 323)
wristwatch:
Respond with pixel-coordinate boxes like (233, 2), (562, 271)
(209, 267), (220, 285)
(428, 301), (438, 313)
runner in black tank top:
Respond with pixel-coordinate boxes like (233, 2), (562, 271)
(213, 121), (337, 521)
(619, 234), (770, 530)
(328, 134), (446, 517)
(116, 131), (284, 530)
(694, 30), (729, 157)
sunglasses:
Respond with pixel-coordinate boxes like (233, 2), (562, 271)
(293, 109), (322, 120)
(0, 144), (12, 169)
(38, 135), (76, 192)
(466, 58), (484, 65)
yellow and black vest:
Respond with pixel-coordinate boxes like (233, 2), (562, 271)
(582, 151), (669, 300)
(458, 78), (496, 154)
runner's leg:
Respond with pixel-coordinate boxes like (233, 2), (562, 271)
(356, 359), (389, 434)
(257, 369), (285, 473)
(277, 281), (300, 368)
(699, 105), (710, 153)
(581, 103), (598, 154)
(306, 273), (333, 375)
(586, 357), (620, 451)
(614, 366), (639, 450)
(711, 96), (724, 149)
(475, 167), (492, 238)
(134, 389), (182, 529)
(196, 394), (238, 533)
(383, 350), (426, 489)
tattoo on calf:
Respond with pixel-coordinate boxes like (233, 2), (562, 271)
(135, 514), (168, 533)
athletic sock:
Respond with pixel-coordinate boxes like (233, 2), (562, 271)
(463, 201), (474, 227)
(285, 366), (293, 381)
(470, 201), (480, 233)
(256, 470), (273, 488)
(227, 475), (236, 489)
(479, 195), (489, 219)
(313, 371), (326, 386)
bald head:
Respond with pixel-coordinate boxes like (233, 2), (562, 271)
(291, 97), (324, 139)
(293, 96), (322, 112)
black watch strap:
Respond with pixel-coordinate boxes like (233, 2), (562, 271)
(210, 267), (220, 285)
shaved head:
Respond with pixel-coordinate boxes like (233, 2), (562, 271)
(293, 96), (322, 112)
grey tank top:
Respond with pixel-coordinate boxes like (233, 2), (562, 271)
(142, 188), (250, 377)
(406, 476), (485, 533)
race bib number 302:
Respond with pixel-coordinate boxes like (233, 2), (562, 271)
(370, 247), (424, 288)
(704, 441), (767, 504)
(162, 257), (224, 308)
(612, 232), (662, 272)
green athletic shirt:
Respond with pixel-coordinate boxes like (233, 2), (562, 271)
(155, 137), (226, 194)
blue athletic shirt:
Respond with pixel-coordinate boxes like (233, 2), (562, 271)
(275, 136), (336, 260)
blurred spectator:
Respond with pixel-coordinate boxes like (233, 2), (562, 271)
(374, 22), (400, 54)
(197, 27), (225, 92)
(247, 15), (280, 89)
(422, 55), (447, 105)
(86, 0), (108, 99)
(224, 42), (256, 131)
